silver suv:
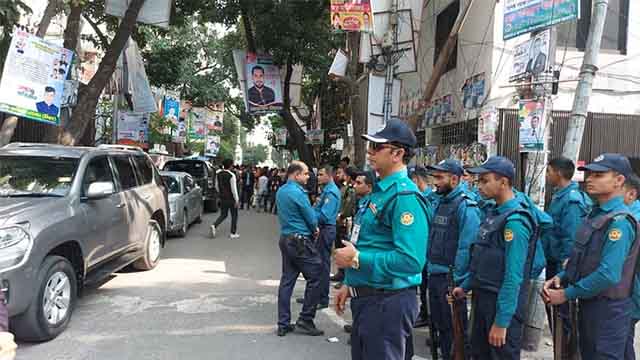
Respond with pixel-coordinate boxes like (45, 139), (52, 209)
(0, 143), (168, 341)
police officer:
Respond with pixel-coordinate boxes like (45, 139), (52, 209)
(426, 159), (481, 359)
(452, 156), (537, 359)
(623, 174), (640, 360)
(543, 153), (640, 359)
(543, 157), (592, 281)
(314, 165), (341, 308)
(275, 161), (324, 337)
(334, 119), (431, 360)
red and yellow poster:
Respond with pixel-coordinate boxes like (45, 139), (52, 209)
(331, 0), (372, 32)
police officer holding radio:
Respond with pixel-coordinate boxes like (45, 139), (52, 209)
(543, 153), (640, 359)
(334, 119), (431, 360)
(426, 159), (481, 359)
(451, 156), (537, 359)
(275, 161), (324, 337)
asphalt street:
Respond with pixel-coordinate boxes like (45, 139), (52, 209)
(15, 209), (627, 359)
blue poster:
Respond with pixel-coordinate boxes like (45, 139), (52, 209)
(503, 0), (579, 40)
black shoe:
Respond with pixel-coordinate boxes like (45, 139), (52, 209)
(316, 302), (329, 310)
(414, 314), (430, 328)
(296, 297), (305, 304)
(277, 324), (295, 337)
(295, 319), (324, 336)
(344, 324), (352, 333)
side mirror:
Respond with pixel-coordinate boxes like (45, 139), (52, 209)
(86, 182), (115, 200)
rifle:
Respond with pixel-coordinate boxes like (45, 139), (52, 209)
(426, 282), (440, 360)
(552, 304), (564, 360)
(568, 300), (580, 360)
(448, 266), (466, 360)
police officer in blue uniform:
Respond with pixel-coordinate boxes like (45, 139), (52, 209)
(623, 174), (640, 360)
(334, 119), (432, 360)
(544, 154), (640, 359)
(452, 156), (537, 359)
(275, 161), (324, 337)
(314, 165), (341, 308)
(426, 159), (481, 359)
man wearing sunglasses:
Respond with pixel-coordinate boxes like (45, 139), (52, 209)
(334, 119), (432, 360)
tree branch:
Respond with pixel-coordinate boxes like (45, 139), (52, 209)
(82, 13), (110, 49)
(36, 0), (61, 38)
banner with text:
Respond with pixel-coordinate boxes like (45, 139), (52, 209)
(331, 0), (372, 32)
(504, 0), (579, 40)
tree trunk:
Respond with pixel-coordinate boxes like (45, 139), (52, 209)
(282, 61), (314, 165)
(42, 2), (83, 144)
(239, 0), (257, 54)
(346, 32), (367, 168)
(54, 0), (147, 146)
(36, 0), (61, 38)
(0, 117), (18, 147)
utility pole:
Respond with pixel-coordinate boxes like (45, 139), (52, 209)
(562, 0), (609, 163)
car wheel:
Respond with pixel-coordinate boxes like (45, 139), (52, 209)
(176, 210), (188, 238)
(133, 220), (162, 271)
(12, 256), (77, 342)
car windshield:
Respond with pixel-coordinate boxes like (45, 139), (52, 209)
(164, 162), (205, 178)
(162, 175), (181, 194)
(0, 156), (78, 197)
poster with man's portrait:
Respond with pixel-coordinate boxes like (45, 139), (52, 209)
(510, 29), (550, 81)
(330, 0), (372, 32)
(245, 53), (283, 115)
(518, 100), (545, 152)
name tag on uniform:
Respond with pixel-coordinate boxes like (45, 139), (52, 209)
(351, 224), (361, 245)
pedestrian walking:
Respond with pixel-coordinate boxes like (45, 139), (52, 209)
(334, 119), (431, 360)
(426, 159), (481, 359)
(257, 168), (269, 212)
(332, 167), (358, 283)
(240, 165), (256, 210)
(211, 159), (240, 239)
(451, 156), (537, 359)
(313, 165), (341, 308)
(275, 161), (324, 337)
(543, 153), (640, 360)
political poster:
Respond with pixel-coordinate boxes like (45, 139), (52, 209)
(479, 106), (499, 146)
(207, 102), (224, 132)
(305, 129), (325, 145)
(189, 107), (207, 141)
(504, 0), (579, 40)
(331, 0), (372, 32)
(275, 128), (288, 146)
(116, 111), (149, 149)
(245, 53), (283, 115)
(518, 100), (545, 152)
(163, 92), (183, 143)
(205, 135), (221, 156)
(0, 29), (74, 125)
(510, 30), (551, 81)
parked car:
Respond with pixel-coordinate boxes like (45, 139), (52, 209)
(0, 143), (168, 342)
(160, 171), (203, 237)
(163, 159), (218, 212)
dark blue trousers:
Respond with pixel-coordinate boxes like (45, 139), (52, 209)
(419, 265), (428, 315)
(351, 288), (418, 360)
(277, 235), (322, 328)
(471, 289), (523, 360)
(317, 224), (336, 305)
(579, 297), (632, 360)
(625, 319), (638, 360)
(428, 273), (469, 359)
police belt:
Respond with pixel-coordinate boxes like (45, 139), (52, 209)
(285, 234), (312, 242)
(349, 286), (417, 298)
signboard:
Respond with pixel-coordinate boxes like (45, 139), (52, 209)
(245, 53), (283, 115)
(503, 0), (579, 40)
(518, 100), (545, 152)
(106, 0), (172, 29)
(163, 93), (183, 143)
(479, 106), (499, 146)
(510, 30), (551, 81)
(116, 111), (149, 149)
(0, 30), (74, 125)
(331, 0), (372, 32)
(205, 135), (221, 156)
(305, 129), (325, 145)
(207, 102), (224, 132)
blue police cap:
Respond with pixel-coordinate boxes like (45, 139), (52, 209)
(467, 156), (515, 180)
(362, 118), (417, 148)
(427, 159), (464, 176)
(578, 153), (633, 177)
(409, 165), (429, 178)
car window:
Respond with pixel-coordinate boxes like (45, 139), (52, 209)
(161, 175), (181, 194)
(112, 156), (137, 190)
(0, 156), (78, 197)
(163, 161), (205, 178)
(184, 176), (194, 192)
(132, 156), (153, 185)
(82, 156), (114, 196)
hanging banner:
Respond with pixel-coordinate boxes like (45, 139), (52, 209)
(518, 100), (545, 152)
(125, 40), (157, 113)
(205, 135), (221, 156)
(275, 128), (288, 146)
(479, 106), (499, 146)
(106, 0), (172, 29)
(503, 0), (579, 40)
(116, 111), (149, 149)
(331, 0), (372, 32)
(189, 107), (207, 141)
(245, 53), (283, 115)
(207, 102), (224, 132)
(510, 29), (551, 81)
(163, 92), (183, 143)
(0, 30), (74, 125)
(305, 129), (325, 145)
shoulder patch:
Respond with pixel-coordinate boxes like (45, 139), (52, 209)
(609, 229), (622, 241)
(504, 229), (514, 242)
(400, 212), (414, 226)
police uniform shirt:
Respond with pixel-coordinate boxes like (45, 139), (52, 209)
(461, 197), (533, 328)
(543, 182), (591, 263)
(314, 181), (341, 225)
(344, 168), (430, 290)
(628, 200), (640, 321)
(275, 180), (318, 236)
(559, 196), (635, 300)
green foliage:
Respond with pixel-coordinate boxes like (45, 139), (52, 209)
(0, 0), (31, 72)
(243, 144), (268, 165)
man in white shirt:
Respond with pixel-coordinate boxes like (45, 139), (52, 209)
(257, 169), (270, 212)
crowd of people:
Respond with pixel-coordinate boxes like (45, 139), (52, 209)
(270, 118), (640, 360)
